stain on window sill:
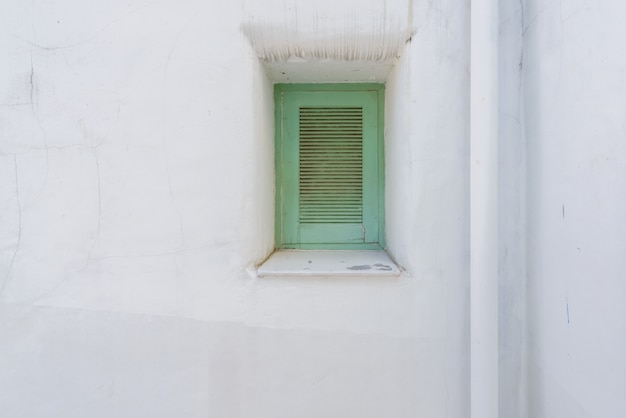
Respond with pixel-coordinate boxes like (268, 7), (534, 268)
(256, 250), (401, 278)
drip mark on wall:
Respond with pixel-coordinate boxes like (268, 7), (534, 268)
(84, 149), (102, 268)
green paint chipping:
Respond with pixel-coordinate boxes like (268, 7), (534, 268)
(275, 84), (385, 250)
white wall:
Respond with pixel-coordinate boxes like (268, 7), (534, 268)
(5, 1), (625, 417)
(0, 1), (471, 417)
(385, 0), (470, 415)
(523, 0), (626, 416)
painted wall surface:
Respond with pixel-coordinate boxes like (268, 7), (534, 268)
(523, 0), (626, 416)
(0, 1), (470, 417)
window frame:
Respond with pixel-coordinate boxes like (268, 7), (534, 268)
(274, 83), (385, 250)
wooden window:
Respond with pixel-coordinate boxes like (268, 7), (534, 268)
(275, 84), (385, 249)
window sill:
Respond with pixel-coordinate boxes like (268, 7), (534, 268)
(256, 250), (401, 278)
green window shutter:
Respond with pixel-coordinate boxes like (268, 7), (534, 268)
(275, 84), (384, 250)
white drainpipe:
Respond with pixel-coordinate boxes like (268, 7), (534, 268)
(470, 0), (499, 417)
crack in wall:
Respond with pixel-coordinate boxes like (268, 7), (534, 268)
(88, 241), (241, 262)
(521, 0), (552, 36)
(84, 148), (102, 269)
(29, 51), (50, 197)
(21, 0), (157, 51)
(1, 155), (22, 298)
(26, 0), (50, 197)
(518, 0), (526, 72)
(160, 11), (202, 249)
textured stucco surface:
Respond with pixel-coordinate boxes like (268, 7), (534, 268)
(2, 0), (624, 416)
(0, 1), (470, 417)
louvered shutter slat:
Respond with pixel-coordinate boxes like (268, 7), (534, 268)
(299, 107), (363, 224)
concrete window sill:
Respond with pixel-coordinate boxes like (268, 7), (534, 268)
(256, 250), (401, 278)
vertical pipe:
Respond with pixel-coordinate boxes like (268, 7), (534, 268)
(470, 0), (499, 416)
